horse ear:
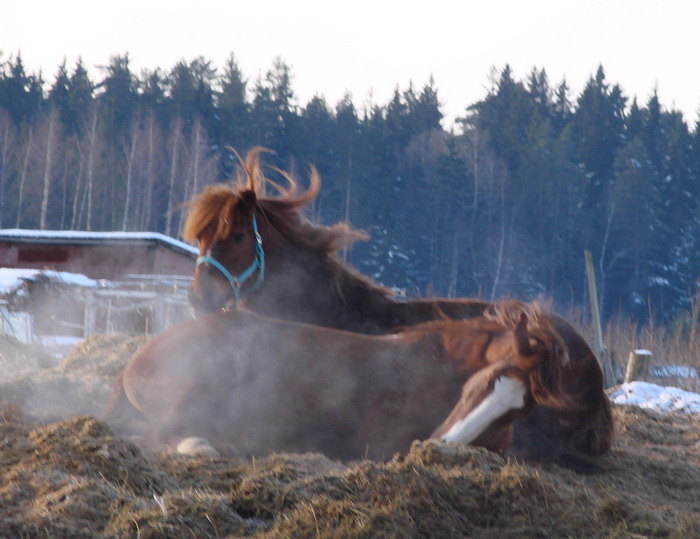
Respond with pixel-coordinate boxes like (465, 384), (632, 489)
(239, 190), (257, 212)
(514, 312), (534, 356)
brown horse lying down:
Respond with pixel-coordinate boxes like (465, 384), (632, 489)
(183, 148), (613, 469)
(104, 302), (570, 461)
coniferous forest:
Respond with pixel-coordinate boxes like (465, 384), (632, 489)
(0, 53), (698, 323)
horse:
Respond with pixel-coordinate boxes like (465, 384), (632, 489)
(183, 148), (613, 470)
(104, 301), (571, 461)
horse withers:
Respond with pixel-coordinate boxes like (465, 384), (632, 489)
(103, 302), (570, 461)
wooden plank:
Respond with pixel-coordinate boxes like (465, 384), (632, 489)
(624, 350), (653, 383)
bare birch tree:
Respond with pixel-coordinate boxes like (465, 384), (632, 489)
(177, 117), (207, 234)
(39, 108), (57, 229)
(121, 116), (140, 230)
(70, 137), (86, 229)
(85, 106), (99, 231)
(165, 116), (183, 236)
(140, 111), (158, 230)
(15, 127), (33, 228)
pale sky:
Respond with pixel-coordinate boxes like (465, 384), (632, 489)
(3, 0), (699, 128)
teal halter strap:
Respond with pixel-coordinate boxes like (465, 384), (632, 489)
(195, 214), (265, 309)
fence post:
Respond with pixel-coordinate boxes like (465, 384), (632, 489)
(584, 250), (615, 388)
(624, 350), (653, 383)
(154, 296), (165, 333)
(83, 290), (96, 338)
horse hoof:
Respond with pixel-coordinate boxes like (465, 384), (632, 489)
(176, 436), (220, 457)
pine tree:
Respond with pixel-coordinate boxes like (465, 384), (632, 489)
(48, 61), (71, 125)
(0, 54), (44, 124)
(250, 57), (298, 159)
(98, 54), (137, 142)
(571, 65), (626, 206)
(218, 53), (250, 168)
(65, 59), (95, 136)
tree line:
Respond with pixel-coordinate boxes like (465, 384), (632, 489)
(0, 52), (698, 323)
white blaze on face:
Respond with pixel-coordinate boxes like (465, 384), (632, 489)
(441, 376), (527, 444)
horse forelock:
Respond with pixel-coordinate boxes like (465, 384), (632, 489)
(231, 146), (320, 206)
(486, 300), (570, 365)
(182, 147), (324, 247)
(182, 185), (238, 247)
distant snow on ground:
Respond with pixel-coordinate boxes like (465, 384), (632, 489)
(608, 381), (700, 415)
(0, 268), (99, 295)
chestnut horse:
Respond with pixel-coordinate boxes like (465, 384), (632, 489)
(105, 302), (570, 460)
(183, 148), (613, 470)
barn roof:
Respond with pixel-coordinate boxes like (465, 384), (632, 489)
(0, 229), (198, 257)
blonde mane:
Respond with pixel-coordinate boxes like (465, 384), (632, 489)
(182, 146), (369, 255)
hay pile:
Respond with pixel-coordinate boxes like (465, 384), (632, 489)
(0, 334), (53, 381)
(0, 334), (698, 537)
(0, 333), (148, 422)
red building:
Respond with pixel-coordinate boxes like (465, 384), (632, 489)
(0, 230), (199, 348)
(0, 229), (197, 279)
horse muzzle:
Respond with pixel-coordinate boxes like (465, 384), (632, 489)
(187, 275), (233, 315)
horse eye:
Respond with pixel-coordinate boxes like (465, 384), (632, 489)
(233, 233), (245, 243)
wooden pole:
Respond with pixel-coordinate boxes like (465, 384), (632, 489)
(624, 350), (653, 383)
(83, 290), (95, 338)
(584, 250), (614, 388)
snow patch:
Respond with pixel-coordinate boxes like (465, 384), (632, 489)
(0, 268), (100, 295)
(608, 381), (700, 415)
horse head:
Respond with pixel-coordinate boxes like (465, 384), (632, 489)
(432, 307), (573, 451)
(184, 147), (367, 315)
(184, 180), (262, 313)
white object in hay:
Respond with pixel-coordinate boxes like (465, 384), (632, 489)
(176, 436), (220, 457)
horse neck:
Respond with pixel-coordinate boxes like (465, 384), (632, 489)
(400, 319), (493, 377)
(245, 240), (398, 333)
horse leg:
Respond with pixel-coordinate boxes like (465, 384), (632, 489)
(151, 383), (199, 446)
(101, 372), (126, 420)
(101, 372), (147, 436)
(432, 362), (528, 447)
(150, 379), (228, 455)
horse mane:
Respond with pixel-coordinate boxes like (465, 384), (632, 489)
(182, 147), (394, 300)
(484, 299), (547, 329)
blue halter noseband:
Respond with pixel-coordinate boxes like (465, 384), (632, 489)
(195, 214), (265, 309)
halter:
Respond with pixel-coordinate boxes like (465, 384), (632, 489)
(195, 214), (265, 309)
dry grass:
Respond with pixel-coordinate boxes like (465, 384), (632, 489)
(0, 409), (697, 537)
(0, 329), (698, 537)
(566, 293), (700, 393)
